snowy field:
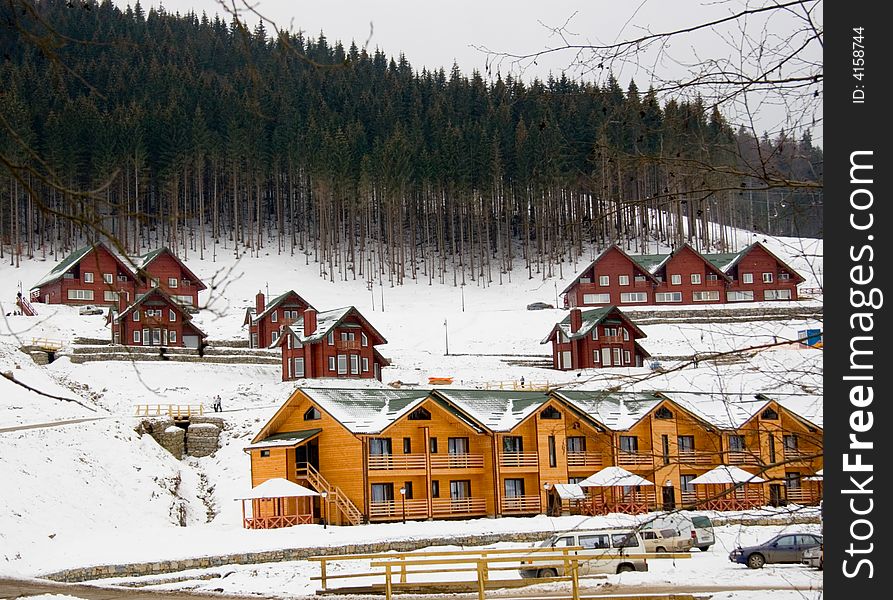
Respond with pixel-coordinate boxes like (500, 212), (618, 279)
(0, 231), (822, 597)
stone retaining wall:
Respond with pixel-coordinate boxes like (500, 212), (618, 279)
(42, 513), (819, 583)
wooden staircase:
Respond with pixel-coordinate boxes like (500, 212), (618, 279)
(299, 463), (363, 526)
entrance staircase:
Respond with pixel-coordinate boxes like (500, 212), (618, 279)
(299, 463), (363, 526)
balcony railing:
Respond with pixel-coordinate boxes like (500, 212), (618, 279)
(501, 495), (542, 514)
(678, 450), (714, 465)
(431, 497), (487, 517)
(430, 453), (485, 470)
(567, 451), (603, 468)
(634, 280), (651, 288)
(617, 451), (652, 466)
(784, 448), (811, 462)
(368, 499), (430, 521)
(499, 452), (539, 468)
(336, 339), (361, 350)
(785, 487), (821, 506)
(727, 450), (758, 465)
(599, 335), (624, 344)
(681, 491), (698, 506)
(243, 514), (312, 529)
(367, 453), (427, 471)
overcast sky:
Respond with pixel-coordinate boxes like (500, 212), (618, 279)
(124, 1), (822, 143)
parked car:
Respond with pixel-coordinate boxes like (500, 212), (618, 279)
(78, 305), (104, 315)
(642, 512), (714, 551)
(526, 302), (554, 310)
(802, 543), (823, 569)
(519, 528), (648, 578)
(639, 526), (694, 553)
(729, 533), (822, 568)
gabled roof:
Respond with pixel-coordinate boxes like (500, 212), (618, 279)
(655, 391), (823, 430)
(432, 389), (552, 432)
(560, 245), (659, 295)
(297, 388), (433, 434)
(111, 287), (206, 338)
(277, 306), (387, 347)
(249, 290), (314, 324)
(644, 243), (731, 281)
(32, 242), (135, 289)
(134, 247), (207, 290)
(541, 305), (646, 344)
(707, 241), (806, 283)
(551, 390), (664, 430)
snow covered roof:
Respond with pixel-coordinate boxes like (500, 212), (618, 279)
(703, 251), (743, 273)
(277, 306), (387, 348)
(434, 389), (551, 432)
(132, 247), (207, 290)
(32, 242), (134, 289)
(235, 478), (319, 500)
(663, 392), (769, 430)
(299, 388), (432, 434)
(631, 253), (671, 275)
(553, 483), (585, 500)
(688, 465), (765, 485)
(251, 290), (313, 324)
(541, 305), (646, 344)
(579, 466), (654, 487)
(554, 391), (663, 430)
(245, 428), (322, 450)
(113, 288), (205, 338)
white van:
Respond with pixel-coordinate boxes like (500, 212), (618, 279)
(639, 526), (694, 553)
(642, 512), (715, 551)
(519, 528), (648, 578)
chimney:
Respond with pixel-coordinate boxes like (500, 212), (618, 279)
(255, 291), (265, 315)
(570, 308), (582, 333)
(303, 307), (317, 336)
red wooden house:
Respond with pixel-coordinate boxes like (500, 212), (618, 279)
(30, 242), (137, 306)
(133, 247), (206, 309)
(243, 291), (314, 349)
(108, 287), (207, 348)
(275, 306), (389, 381)
(561, 242), (804, 309)
(542, 306), (649, 370)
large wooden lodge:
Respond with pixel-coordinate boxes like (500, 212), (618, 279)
(561, 242), (805, 309)
(245, 388), (822, 527)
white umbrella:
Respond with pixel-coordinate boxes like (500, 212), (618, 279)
(578, 466), (654, 488)
(235, 477), (319, 500)
(689, 465), (765, 485)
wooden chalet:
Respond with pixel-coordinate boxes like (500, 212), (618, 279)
(133, 247), (206, 308)
(561, 242), (805, 309)
(108, 287), (207, 348)
(30, 242), (137, 306)
(541, 306), (650, 370)
(274, 306), (389, 382)
(244, 290), (314, 349)
(245, 388), (822, 525)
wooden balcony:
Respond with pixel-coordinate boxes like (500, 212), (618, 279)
(567, 451), (603, 468)
(727, 450), (758, 465)
(784, 448), (812, 464)
(243, 514), (312, 529)
(368, 499), (430, 521)
(337, 339), (361, 350)
(431, 497), (487, 517)
(633, 280), (651, 289)
(499, 452), (539, 468)
(678, 450), (714, 465)
(367, 453), (427, 471)
(785, 488), (821, 506)
(501, 495), (542, 514)
(617, 451), (652, 466)
(599, 335), (624, 344)
(681, 491), (698, 507)
(430, 453), (485, 470)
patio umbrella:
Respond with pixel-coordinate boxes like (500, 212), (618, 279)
(688, 465), (765, 485)
(578, 466), (654, 488)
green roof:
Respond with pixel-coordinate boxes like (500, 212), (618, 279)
(134, 247), (166, 270)
(246, 428), (322, 449)
(32, 245), (95, 289)
(703, 252), (743, 272)
(433, 389), (551, 432)
(542, 305), (645, 344)
(630, 253), (670, 274)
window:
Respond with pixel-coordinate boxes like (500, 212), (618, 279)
(768, 436), (777, 463)
(742, 273), (754, 284)
(680, 474), (696, 493)
(612, 533), (639, 548)
(293, 358), (305, 378)
(783, 435), (799, 452)
(84, 272), (94, 283)
(761, 408), (779, 420)
(678, 436), (695, 453)
(785, 472), (802, 489)
(113, 331), (120, 344)
(559, 350), (572, 370)
(142, 329), (149, 346)
(402, 481), (413, 499)
(169, 330), (176, 344)
(579, 534), (611, 550)
(655, 292), (682, 303)
(251, 333), (258, 348)
(260, 450), (270, 458)
(762, 272), (774, 283)
(327, 332), (334, 345)
(582, 293), (611, 305)
(361, 332), (368, 347)
(369, 438), (392, 455)
(764, 289), (792, 300)
(622, 328), (629, 341)
(779, 272), (791, 281)
(103, 273), (113, 284)
(350, 354), (359, 375)
(328, 356), (336, 371)
(449, 480), (471, 499)
(371, 483), (394, 503)
(729, 435), (746, 451)
(661, 434), (670, 465)
(620, 292), (648, 303)
(448, 437), (469, 455)
(337, 354), (348, 374)
(271, 311), (278, 323)
(150, 278), (159, 288)
(168, 277), (178, 288)
(670, 274), (681, 285)
(693, 290), (720, 302)
(655, 406), (673, 419)
(634, 275), (647, 283)
(341, 332), (356, 342)
(409, 407), (431, 420)
(271, 331), (279, 345)
(431, 480), (440, 498)
(618, 275), (629, 286)
(691, 273), (702, 284)
(67, 289), (94, 301)
(707, 273), (719, 281)
(598, 275), (610, 286)
(726, 290), (754, 302)
(601, 347), (611, 366)
(540, 406), (561, 419)
(591, 328), (598, 341)
(304, 406), (321, 421)
(567, 436), (586, 453)
(504, 479), (525, 497)
(612, 347), (622, 365)
(429, 437), (438, 454)
(104, 291), (119, 302)
(152, 329), (162, 345)
(619, 435), (638, 453)
(502, 436), (523, 453)
(169, 309), (176, 321)
(403, 438), (412, 454)
(117, 274), (129, 282)
(592, 349), (600, 364)
(133, 330), (141, 343)
(624, 350), (631, 364)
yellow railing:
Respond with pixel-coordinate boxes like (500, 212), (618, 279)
(431, 497), (487, 516)
(368, 454), (427, 470)
(431, 453), (485, 469)
(567, 451), (603, 467)
(499, 452), (539, 468)
(500, 495), (542, 514)
(134, 404), (204, 418)
(369, 499), (430, 521)
(484, 381), (551, 392)
(678, 451), (715, 465)
(617, 452), (652, 466)
(31, 337), (63, 351)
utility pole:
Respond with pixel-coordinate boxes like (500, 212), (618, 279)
(443, 319), (449, 356)
(460, 283), (465, 312)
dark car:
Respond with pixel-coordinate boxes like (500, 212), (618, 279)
(729, 533), (822, 569)
(526, 302), (554, 310)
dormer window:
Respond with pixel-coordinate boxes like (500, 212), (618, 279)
(540, 406), (561, 420)
(761, 407), (779, 420)
(655, 406), (673, 419)
(408, 407), (432, 420)
(304, 406), (321, 421)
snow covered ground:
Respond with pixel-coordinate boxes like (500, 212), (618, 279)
(0, 230), (822, 597)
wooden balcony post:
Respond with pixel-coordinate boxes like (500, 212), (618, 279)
(384, 563), (393, 600)
(476, 560), (486, 600)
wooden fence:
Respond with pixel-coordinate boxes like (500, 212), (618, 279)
(133, 404), (205, 418)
